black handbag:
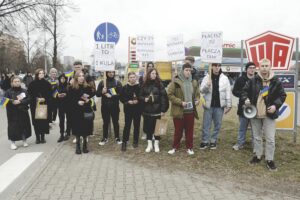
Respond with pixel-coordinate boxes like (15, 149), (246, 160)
(84, 111), (95, 121)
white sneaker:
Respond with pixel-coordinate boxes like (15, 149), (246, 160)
(154, 140), (160, 153)
(141, 133), (147, 140)
(168, 149), (176, 155)
(233, 144), (244, 151)
(99, 138), (108, 146)
(23, 141), (29, 147)
(187, 149), (194, 155)
(11, 143), (17, 150)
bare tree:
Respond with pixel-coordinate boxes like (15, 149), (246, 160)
(37, 0), (77, 69)
(0, 0), (42, 30)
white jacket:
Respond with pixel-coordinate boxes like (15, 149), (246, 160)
(200, 73), (232, 109)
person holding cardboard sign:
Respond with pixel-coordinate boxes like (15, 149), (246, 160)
(200, 63), (232, 150)
(96, 71), (123, 146)
(139, 68), (169, 153)
(167, 63), (200, 155)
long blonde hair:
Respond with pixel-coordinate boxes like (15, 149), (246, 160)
(70, 70), (88, 89)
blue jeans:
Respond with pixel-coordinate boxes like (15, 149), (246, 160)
(237, 116), (250, 146)
(202, 107), (224, 143)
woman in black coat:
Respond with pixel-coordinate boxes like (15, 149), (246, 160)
(139, 68), (169, 153)
(28, 68), (52, 144)
(68, 70), (95, 154)
(5, 76), (31, 150)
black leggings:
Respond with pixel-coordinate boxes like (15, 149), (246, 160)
(143, 115), (160, 140)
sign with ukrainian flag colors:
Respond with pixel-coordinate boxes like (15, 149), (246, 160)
(276, 92), (295, 130)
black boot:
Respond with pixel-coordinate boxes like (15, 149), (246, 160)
(40, 133), (46, 143)
(121, 141), (127, 151)
(82, 137), (89, 153)
(75, 136), (81, 154)
(35, 133), (41, 144)
(57, 133), (64, 143)
(64, 133), (70, 141)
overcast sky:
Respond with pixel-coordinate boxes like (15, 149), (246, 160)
(62, 0), (300, 64)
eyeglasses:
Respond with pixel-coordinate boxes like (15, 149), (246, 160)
(260, 65), (270, 67)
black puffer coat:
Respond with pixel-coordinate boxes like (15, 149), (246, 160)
(241, 74), (286, 119)
(139, 80), (169, 116)
(5, 87), (32, 141)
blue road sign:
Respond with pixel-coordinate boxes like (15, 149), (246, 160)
(94, 22), (120, 44)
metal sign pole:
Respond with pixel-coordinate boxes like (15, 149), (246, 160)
(240, 40), (244, 75)
(294, 38), (299, 143)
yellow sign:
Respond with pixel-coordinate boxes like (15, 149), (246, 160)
(155, 62), (172, 80)
(276, 92), (295, 130)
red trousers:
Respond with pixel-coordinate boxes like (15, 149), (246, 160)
(173, 113), (194, 150)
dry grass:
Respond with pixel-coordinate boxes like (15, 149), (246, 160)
(72, 104), (300, 197)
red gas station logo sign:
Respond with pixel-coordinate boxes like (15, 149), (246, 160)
(245, 31), (294, 70)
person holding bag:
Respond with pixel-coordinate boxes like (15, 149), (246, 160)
(28, 68), (52, 144)
(139, 68), (169, 153)
(167, 63), (200, 155)
(4, 76), (32, 150)
(68, 70), (95, 154)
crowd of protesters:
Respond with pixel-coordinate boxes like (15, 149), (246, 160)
(1, 57), (286, 172)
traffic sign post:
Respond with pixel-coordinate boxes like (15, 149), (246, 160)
(94, 22), (120, 44)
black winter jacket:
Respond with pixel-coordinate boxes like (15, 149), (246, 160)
(139, 80), (169, 116)
(241, 74), (286, 119)
(120, 83), (141, 113)
(232, 73), (250, 116)
(96, 77), (122, 107)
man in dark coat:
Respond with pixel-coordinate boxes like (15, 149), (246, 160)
(232, 62), (256, 150)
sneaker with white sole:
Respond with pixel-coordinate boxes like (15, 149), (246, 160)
(168, 149), (176, 155)
(99, 138), (108, 146)
(23, 141), (29, 147)
(187, 149), (194, 155)
(115, 138), (122, 145)
(11, 143), (17, 150)
(232, 144), (244, 151)
(141, 133), (147, 140)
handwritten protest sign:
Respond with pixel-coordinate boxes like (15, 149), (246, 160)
(136, 35), (155, 61)
(167, 34), (185, 61)
(200, 32), (223, 63)
(94, 42), (115, 71)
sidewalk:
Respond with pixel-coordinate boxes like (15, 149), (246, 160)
(18, 143), (298, 200)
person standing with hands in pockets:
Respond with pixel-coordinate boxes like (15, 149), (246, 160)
(200, 63), (232, 150)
